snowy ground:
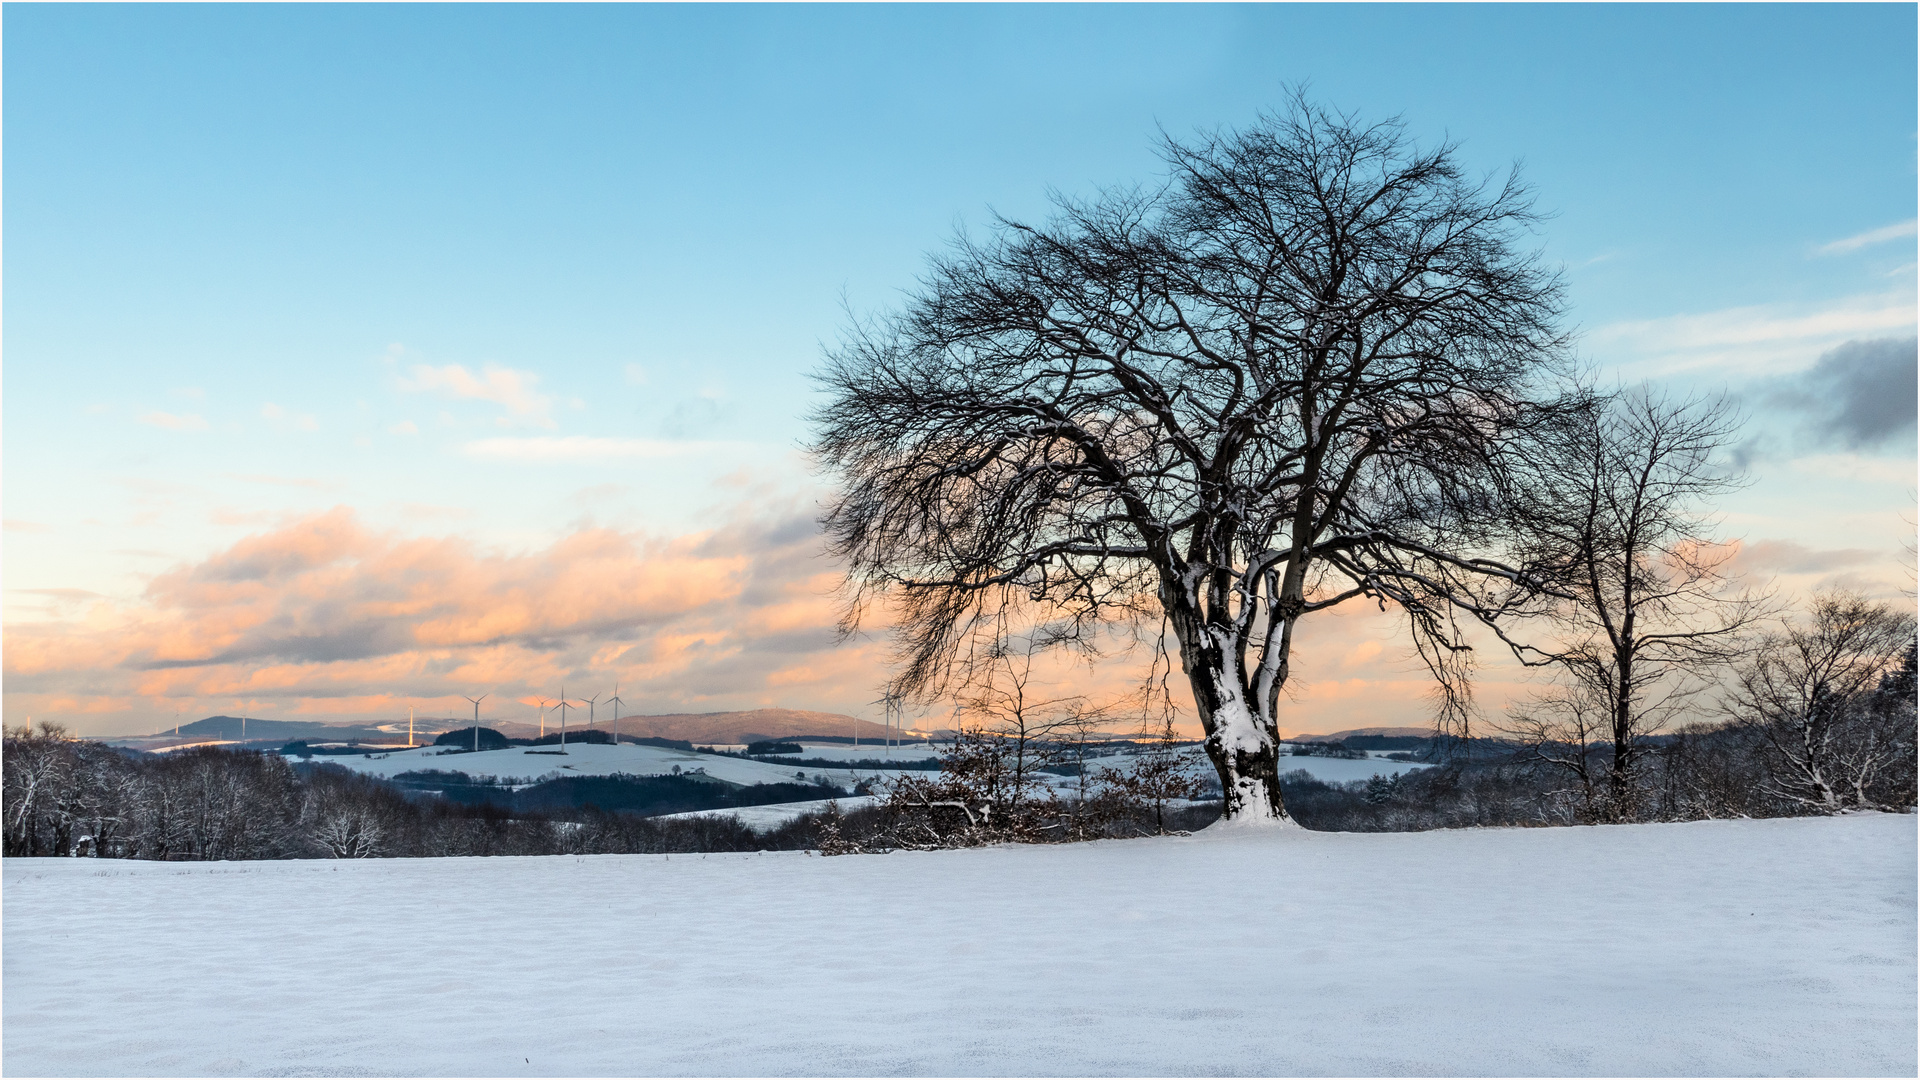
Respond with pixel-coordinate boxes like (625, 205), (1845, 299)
(773, 740), (1432, 784)
(4, 813), (1911, 1077)
(769, 740), (941, 763)
(662, 795), (882, 829)
(295, 741), (899, 789)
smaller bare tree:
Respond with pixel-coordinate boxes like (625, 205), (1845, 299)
(1725, 591), (1917, 813)
(881, 635), (1119, 844)
(1493, 388), (1769, 820)
(1099, 718), (1208, 834)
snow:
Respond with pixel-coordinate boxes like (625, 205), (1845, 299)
(4, 813), (1911, 1077)
(290, 741), (897, 788)
(1268, 752), (1431, 783)
(769, 741), (942, 763)
(288, 741), (1425, 805)
(1071, 745), (1430, 786)
(662, 795), (882, 829)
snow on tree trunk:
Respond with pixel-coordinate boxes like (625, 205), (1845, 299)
(1200, 690), (1288, 824)
(1178, 618), (1291, 825)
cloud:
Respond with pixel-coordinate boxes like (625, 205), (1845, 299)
(4, 519), (53, 533)
(397, 363), (554, 427)
(389, 420), (420, 436)
(1784, 453), (1917, 486)
(1591, 292), (1917, 378)
(138, 411), (209, 432)
(1, 506), (870, 732)
(462, 436), (745, 462)
(1732, 540), (1881, 575)
(1766, 337), (1918, 451)
(1817, 219), (1918, 256)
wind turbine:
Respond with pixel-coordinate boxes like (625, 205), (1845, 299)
(465, 693), (490, 753)
(408, 705), (416, 748)
(585, 693), (602, 744)
(609, 682), (626, 747)
(535, 698), (551, 739)
(884, 692), (903, 759)
(554, 685), (575, 751)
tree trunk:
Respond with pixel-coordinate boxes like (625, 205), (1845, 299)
(1195, 684), (1288, 823)
(1166, 595), (1290, 823)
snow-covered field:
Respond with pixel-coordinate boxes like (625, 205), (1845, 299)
(288, 741), (1427, 828)
(295, 741), (898, 788)
(769, 740), (941, 763)
(4, 813), (1911, 1077)
(662, 795), (882, 828)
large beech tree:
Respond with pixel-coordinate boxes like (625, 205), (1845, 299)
(811, 101), (1570, 821)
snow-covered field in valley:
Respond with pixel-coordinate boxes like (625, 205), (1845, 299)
(662, 795), (881, 828)
(294, 740), (1429, 791)
(298, 741), (895, 788)
(6, 814), (1911, 1077)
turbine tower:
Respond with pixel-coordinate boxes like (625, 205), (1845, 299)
(884, 692), (903, 759)
(585, 693), (601, 744)
(464, 693), (490, 753)
(554, 685), (575, 751)
(535, 698), (551, 740)
(609, 682), (626, 747)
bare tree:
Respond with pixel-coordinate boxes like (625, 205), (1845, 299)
(1501, 682), (1610, 821)
(880, 636), (1103, 843)
(951, 638), (1088, 812)
(1100, 718), (1207, 834)
(812, 96), (1571, 821)
(1493, 389), (1768, 819)
(1725, 591), (1916, 812)
(3, 721), (75, 856)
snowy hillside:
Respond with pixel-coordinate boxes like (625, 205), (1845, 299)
(293, 739), (1428, 798)
(297, 740), (899, 788)
(4, 813), (1911, 1077)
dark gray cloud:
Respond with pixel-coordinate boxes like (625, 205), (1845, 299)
(1771, 337), (1918, 451)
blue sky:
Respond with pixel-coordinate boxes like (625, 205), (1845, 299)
(5, 4), (1915, 735)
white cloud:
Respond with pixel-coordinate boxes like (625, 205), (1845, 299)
(1786, 453), (1918, 487)
(1588, 291), (1918, 378)
(138, 411), (209, 432)
(1817, 219), (1918, 257)
(624, 363), (650, 386)
(389, 420), (420, 436)
(397, 363), (554, 427)
(462, 436), (745, 462)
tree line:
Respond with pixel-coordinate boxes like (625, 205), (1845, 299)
(0, 736), (860, 860)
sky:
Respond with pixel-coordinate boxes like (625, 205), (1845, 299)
(4, 3), (1915, 738)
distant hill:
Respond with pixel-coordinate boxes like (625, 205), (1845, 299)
(1289, 726), (1435, 742)
(122, 716), (455, 745)
(492, 708), (900, 744)
(607, 708), (898, 744)
(123, 709), (901, 748)
(165, 716), (398, 741)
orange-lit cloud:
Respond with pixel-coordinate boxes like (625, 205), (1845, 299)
(3, 506), (887, 735)
(4, 504), (1561, 740)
